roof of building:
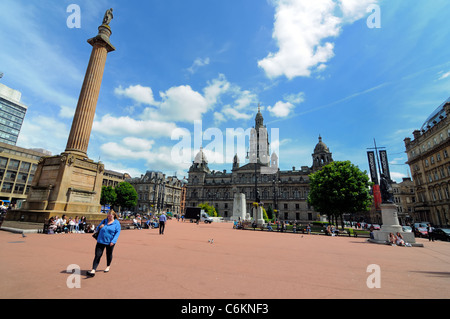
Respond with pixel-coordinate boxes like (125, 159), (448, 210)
(420, 96), (450, 131)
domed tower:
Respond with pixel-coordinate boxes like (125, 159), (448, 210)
(187, 148), (210, 205)
(255, 105), (264, 130)
(188, 147), (210, 183)
(312, 135), (333, 171)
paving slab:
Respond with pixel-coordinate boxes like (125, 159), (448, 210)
(0, 220), (449, 300)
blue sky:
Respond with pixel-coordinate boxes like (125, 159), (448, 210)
(0, 0), (449, 181)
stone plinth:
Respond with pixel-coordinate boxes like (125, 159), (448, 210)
(232, 193), (246, 221)
(253, 206), (265, 226)
(7, 153), (104, 223)
(369, 203), (421, 247)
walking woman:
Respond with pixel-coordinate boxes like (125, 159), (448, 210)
(87, 210), (121, 277)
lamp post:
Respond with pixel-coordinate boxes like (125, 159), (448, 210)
(272, 175), (280, 219)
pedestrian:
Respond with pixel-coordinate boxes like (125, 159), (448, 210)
(427, 223), (434, 242)
(159, 212), (167, 235)
(87, 210), (121, 277)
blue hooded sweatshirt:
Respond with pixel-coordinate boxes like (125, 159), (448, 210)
(96, 219), (121, 245)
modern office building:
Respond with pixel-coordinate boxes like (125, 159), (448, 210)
(404, 97), (450, 227)
(0, 84), (27, 146)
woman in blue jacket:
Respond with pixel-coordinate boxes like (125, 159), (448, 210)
(87, 210), (121, 277)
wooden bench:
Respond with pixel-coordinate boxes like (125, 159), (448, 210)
(119, 220), (136, 230)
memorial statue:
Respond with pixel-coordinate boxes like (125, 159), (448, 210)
(103, 8), (114, 25)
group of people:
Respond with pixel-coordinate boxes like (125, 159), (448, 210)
(325, 225), (339, 236)
(47, 215), (90, 234)
(131, 213), (167, 234)
(388, 232), (412, 247)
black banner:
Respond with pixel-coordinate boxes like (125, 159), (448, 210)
(367, 151), (378, 185)
(379, 150), (391, 181)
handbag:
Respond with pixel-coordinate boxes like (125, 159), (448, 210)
(92, 219), (105, 240)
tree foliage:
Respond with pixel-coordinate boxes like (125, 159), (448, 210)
(198, 202), (217, 217)
(307, 161), (373, 228)
(100, 186), (117, 206)
(115, 182), (138, 211)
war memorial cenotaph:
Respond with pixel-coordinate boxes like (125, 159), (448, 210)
(7, 9), (116, 223)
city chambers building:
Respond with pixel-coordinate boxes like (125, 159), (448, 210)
(185, 108), (334, 222)
(404, 97), (450, 227)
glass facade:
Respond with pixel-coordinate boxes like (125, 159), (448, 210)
(0, 97), (26, 145)
(0, 143), (43, 203)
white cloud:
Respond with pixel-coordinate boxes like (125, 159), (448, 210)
(258, 0), (377, 79)
(438, 71), (450, 80)
(267, 91), (305, 118)
(59, 105), (76, 119)
(17, 115), (69, 154)
(115, 85), (159, 106)
(151, 85), (210, 123)
(284, 92), (305, 104)
(222, 105), (253, 120)
(390, 171), (407, 183)
(267, 101), (295, 117)
(187, 57), (210, 74)
(92, 114), (178, 138)
(339, 0), (377, 23)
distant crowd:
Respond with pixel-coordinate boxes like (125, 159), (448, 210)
(47, 215), (93, 234)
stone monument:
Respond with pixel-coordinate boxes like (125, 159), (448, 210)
(369, 198), (421, 246)
(253, 205), (265, 226)
(232, 193), (246, 221)
(7, 10), (116, 223)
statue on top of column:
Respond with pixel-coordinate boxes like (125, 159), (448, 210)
(102, 8), (114, 26)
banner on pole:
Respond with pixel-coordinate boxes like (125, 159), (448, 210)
(367, 151), (378, 185)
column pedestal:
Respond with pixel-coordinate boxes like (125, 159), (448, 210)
(369, 203), (422, 247)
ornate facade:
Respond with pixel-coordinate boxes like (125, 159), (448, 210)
(127, 171), (187, 216)
(186, 109), (333, 222)
(404, 97), (450, 227)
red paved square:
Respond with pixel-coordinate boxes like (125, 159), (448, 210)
(0, 220), (449, 299)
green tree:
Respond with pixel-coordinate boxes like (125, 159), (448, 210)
(307, 161), (373, 229)
(266, 205), (274, 221)
(198, 202), (217, 217)
(115, 182), (138, 212)
(100, 186), (117, 207)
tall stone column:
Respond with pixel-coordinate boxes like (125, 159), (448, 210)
(65, 24), (115, 156)
(8, 11), (116, 223)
